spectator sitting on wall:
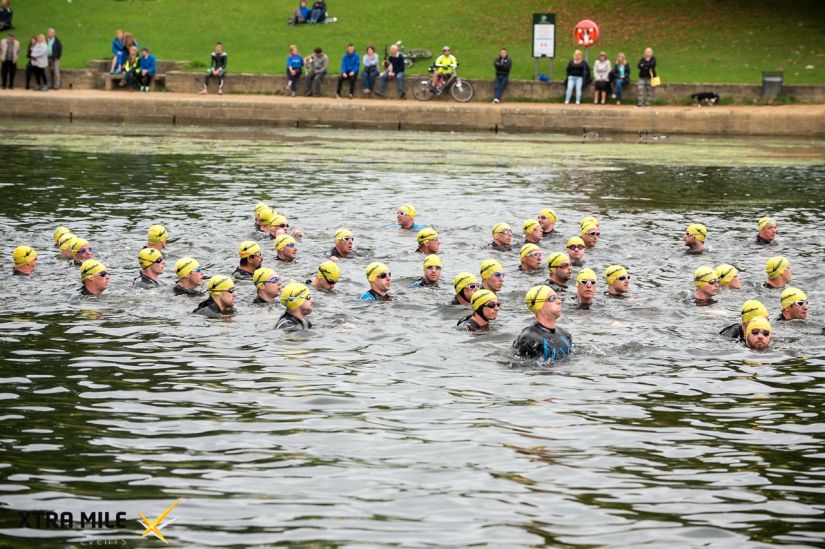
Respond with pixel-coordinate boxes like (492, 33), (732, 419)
(138, 47), (156, 92)
(304, 46), (328, 97)
(286, 44), (303, 97)
(0, 0), (13, 31)
(110, 29), (125, 74)
(610, 52), (630, 105)
(593, 50), (611, 105)
(361, 44), (379, 94)
(201, 41), (227, 95)
(376, 43), (405, 98)
(290, 1), (311, 25)
(335, 43), (359, 99)
(122, 45), (140, 90)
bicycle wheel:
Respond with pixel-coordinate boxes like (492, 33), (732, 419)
(412, 79), (435, 101)
(409, 48), (432, 59)
(450, 79), (474, 102)
(404, 57), (414, 69)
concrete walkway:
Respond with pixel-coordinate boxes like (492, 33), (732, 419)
(3, 89), (824, 137)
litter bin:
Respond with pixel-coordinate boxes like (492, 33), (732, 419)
(761, 71), (784, 103)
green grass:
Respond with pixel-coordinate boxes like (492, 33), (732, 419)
(11, 0), (825, 83)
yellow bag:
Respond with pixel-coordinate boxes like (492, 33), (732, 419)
(650, 73), (661, 87)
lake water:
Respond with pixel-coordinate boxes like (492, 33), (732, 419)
(0, 126), (824, 547)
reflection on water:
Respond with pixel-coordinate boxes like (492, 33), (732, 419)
(0, 128), (824, 547)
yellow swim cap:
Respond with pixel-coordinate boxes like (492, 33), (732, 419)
(453, 272), (478, 294)
(53, 226), (71, 243)
(525, 284), (555, 313)
(259, 208), (276, 228)
(581, 222), (599, 237)
(71, 238), (90, 254)
(740, 299), (768, 324)
(398, 204), (416, 218)
(580, 216), (598, 229)
(566, 236), (585, 248)
(271, 214), (288, 228)
(335, 228), (353, 242)
(147, 224), (168, 244)
(175, 257), (200, 278)
(206, 274), (235, 296)
(539, 209), (558, 222)
(523, 219), (540, 233)
(577, 268), (597, 284)
(365, 262), (389, 282)
(60, 235), (79, 253)
(275, 234), (296, 252)
(471, 289), (496, 312)
(423, 254), (442, 270)
(417, 227), (438, 245)
(317, 260), (341, 282)
(685, 223), (707, 242)
(546, 252), (570, 270)
(254, 202), (269, 215)
(12, 245), (37, 266)
(747, 316), (772, 335)
(280, 281), (311, 310)
(715, 264), (738, 285)
(480, 259), (503, 280)
(138, 247), (163, 269)
(520, 243), (540, 260)
(79, 259), (107, 280)
(694, 265), (717, 287)
(765, 256), (789, 278)
(238, 240), (261, 258)
(758, 216), (776, 231)
(605, 264), (628, 285)
(492, 223), (512, 236)
(252, 267), (278, 289)
(780, 287), (807, 310)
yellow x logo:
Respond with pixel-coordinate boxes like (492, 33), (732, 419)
(137, 498), (182, 544)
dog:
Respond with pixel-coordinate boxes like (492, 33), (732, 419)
(690, 92), (720, 106)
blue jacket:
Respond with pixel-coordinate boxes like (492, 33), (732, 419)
(112, 37), (124, 55)
(139, 54), (157, 75)
(299, 6), (311, 18)
(286, 53), (304, 71)
(340, 51), (360, 75)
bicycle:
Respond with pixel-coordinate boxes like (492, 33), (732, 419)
(383, 41), (432, 69)
(411, 66), (474, 103)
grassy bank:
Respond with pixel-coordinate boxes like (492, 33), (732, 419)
(11, 0), (825, 84)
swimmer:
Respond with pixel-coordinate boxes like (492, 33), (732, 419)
(756, 216), (777, 245)
(575, 268), (597, 309)
(745, 316), (772, 351)
(491, 223), (513, 251)
(193, 275), (236, 318)
(480, 259), (505, 292)
(258, 208), (277, 237)
(693, 265), (720, 305)
(330, 229), (354, 259)
(764, 256), (792, 289)
(566, 236), (586, 266)
(544, 252), (572, 292)
(519, 244), (542, 272)
(276, 282), (314, 330)
(581, 221), (600, 249)
(274, 234), (298, 262)
(411, 254), (442, 287)
(79, 259), (109, 296)
(451, 272), (480, 305)
(135, 247), (165, 288)
(234, 241), (263, 280)
(268, 214), (304, 239)
(457, 289), (499, 332)
(360, 262), (392, 301)
(719, 299), (768, 342)
(605, 264), (630, 296)
(53, 226), (71, 247)
(683, 223), (707, 254)
(309, 260), (340, 292)
(778, 287), (807, 321)
(58, 233), (78, 259)
(513, 285), (573, 360)
(715, 264), (741, 289)
(254, 202), (272, 231)
(396, 204), (424, 231)
(173, 257), (204, 296)
(147, 224), (168, 251)
(12, 245), (37, 276)
(71, 238), (94, 266)
(538, 209), (557, 236)
(252, 267), (282, 305)
(580, 216), (598, 231)
(416, 228), (441, 254)
(523, 219), (543, 244)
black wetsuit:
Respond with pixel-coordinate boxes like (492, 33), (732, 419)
(776, 313), (790, 322)
(457, 314), (487, 332)
(719, 323), (745, 342)
(542, 230), (554, 237)
(491, 242), (512, 252)
(233, 266), (254, 280)
(193, 298), (225, 318)
(253, 295), (274, 306)
(360, 289), (391, 302)
(513, 322), (573, 361)
(695, 297), (716, 307)
(519, 265), (541, 273)
(329, 247), (345, 259)
(275, 311), (312, 331)
(574, 300), (592, 310)
(756, 234), (772, 245)
(173, 284), (203, 296)
(79, 286), (95, 296)
(12, 268), (27, 276)
(134, 273), (159, 289)
(410, 277), (438, 288)
(686, 248), (703, 256)
(571, 259), (584, 267)
(544, 278), (569, 292)
(763, 282), (783, 289)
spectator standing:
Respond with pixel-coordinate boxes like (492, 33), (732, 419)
(492, 48), (511, 104)
(611, 52), (630, 105)
(0, 0), (12, 31)
(335, 43), (359, 99)
(361, 45), (379, 94)
(30, 33), (48, 91)
(138, 47), (156, 92)
(593, 51), (611, 104)
(24, 35), (34, 89)
(290, 1), (311, 25)
(285, 44), (303, 96)
(309, 1), (327, 24)
(636, 47), (656, 108)
(201, 41), (227, 95)
(0, 31), (19, 89)
(564, 49), (589, 104)
(46, 28), (62, 90)
(110, 29), (124, 74)
(376, 43), (404, 98)
(304, 46), (328, 96)
(122, 45), (140, 90)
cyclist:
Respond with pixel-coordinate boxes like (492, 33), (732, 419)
(430, 46), (457, 92)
